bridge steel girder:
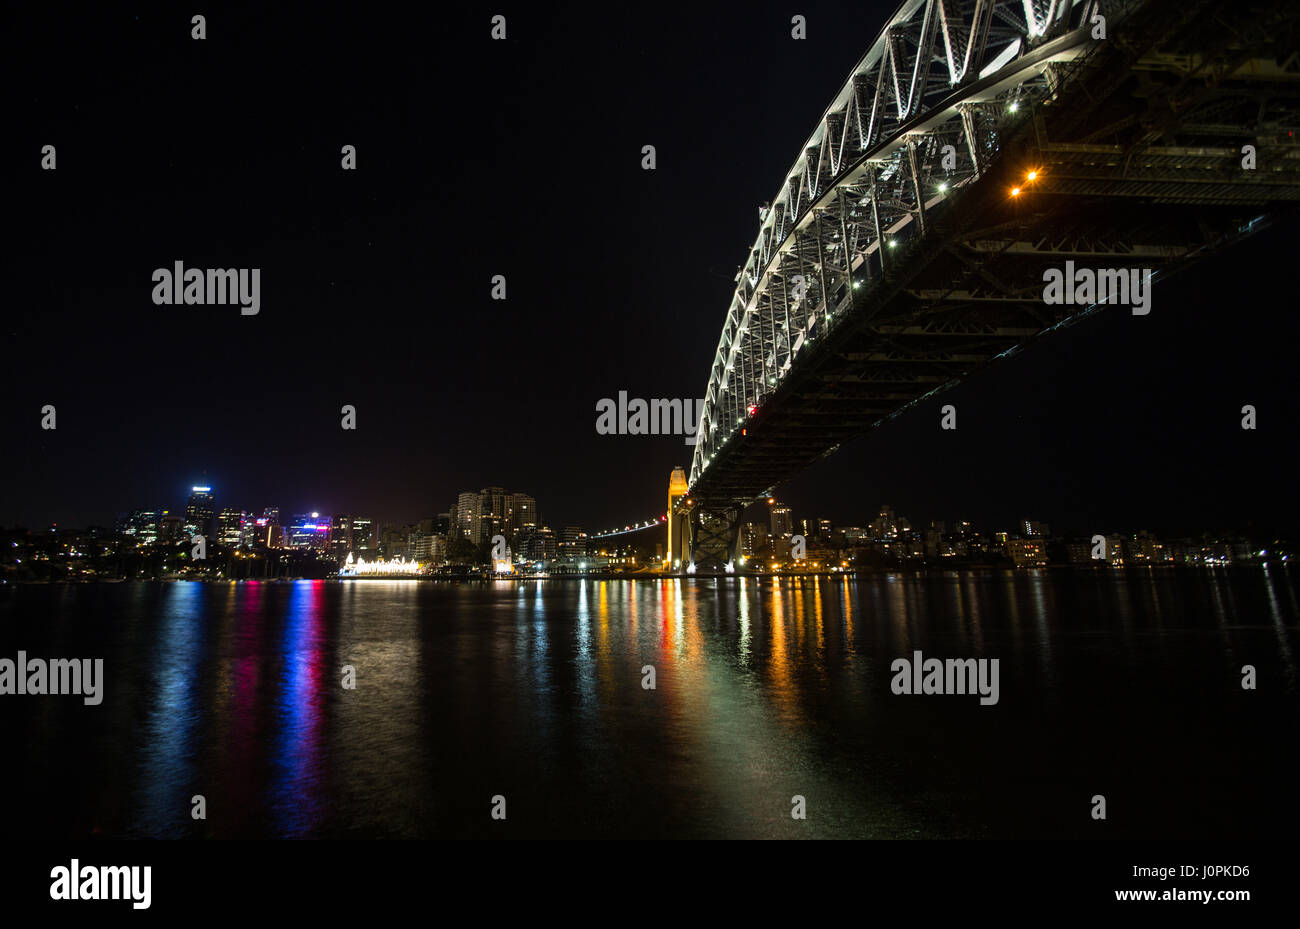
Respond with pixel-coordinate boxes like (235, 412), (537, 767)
(688, 0), (1300, 512)
(683, 503), (742, 571)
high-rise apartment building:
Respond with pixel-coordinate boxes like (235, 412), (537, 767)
(451, 488), (537, 545)
(217, 508), (243, 547)
(120, 510), (164, 545)
(559, 527), (588, 558)
(453, 492), (482, 543)
(330, 515), (374, 555)
(770, 501), (793, 538)
(509, 493), (538, 534)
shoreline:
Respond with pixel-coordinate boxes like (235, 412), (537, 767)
(2, 562), (1283, 585)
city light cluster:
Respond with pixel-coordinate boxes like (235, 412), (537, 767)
(339, 555), (424, 577)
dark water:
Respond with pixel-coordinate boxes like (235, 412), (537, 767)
(3, 567), (1297, 839)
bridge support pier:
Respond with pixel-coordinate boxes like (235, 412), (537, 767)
(685, 504), (741, 572)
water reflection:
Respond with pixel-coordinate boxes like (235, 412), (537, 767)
(271, 580), (328, 836)
(134, 582), (206, 837)
(6, 566), (1296, 839)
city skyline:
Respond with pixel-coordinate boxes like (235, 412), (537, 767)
(10, 470), (1292, 545)
(6, 469), (1288, 580)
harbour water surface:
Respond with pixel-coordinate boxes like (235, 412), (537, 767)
(3, 567), (1297, 838)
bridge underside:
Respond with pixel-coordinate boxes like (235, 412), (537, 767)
(686, 0), (1299, 528)
(689, 197), (1271, 509)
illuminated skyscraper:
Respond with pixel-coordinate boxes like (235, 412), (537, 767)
(452, 489), (536, 544)
(350, 516), (374, 551)
(480, 487), (509, 543)
(769, 501), (793, 537)
(740, 521), (765, 557)
(331, 515), (353, 556)
(509, 493), (538, 534)
(332, 515), (374, 554)
(217, 508), (243, 547)
(453, 492), (481, 543)
(286, 513), (331, 550)
(120, 510), (163, 545)
(184, 486), (215, 538)
(243, 508), (281, 548)
(519, 527), (557, 562)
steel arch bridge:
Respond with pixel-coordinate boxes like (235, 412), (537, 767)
(672, 0), (1300, 569)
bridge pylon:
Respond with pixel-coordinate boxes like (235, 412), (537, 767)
(666, 467), (689, 570)
(682, 501), (742, 572)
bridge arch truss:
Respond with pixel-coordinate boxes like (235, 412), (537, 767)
(691, 0), (1120, 486)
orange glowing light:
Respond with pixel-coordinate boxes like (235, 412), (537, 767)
(1011, 187), (1021, 196)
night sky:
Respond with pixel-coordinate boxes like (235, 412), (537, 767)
(4, 3), (1296, 537)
